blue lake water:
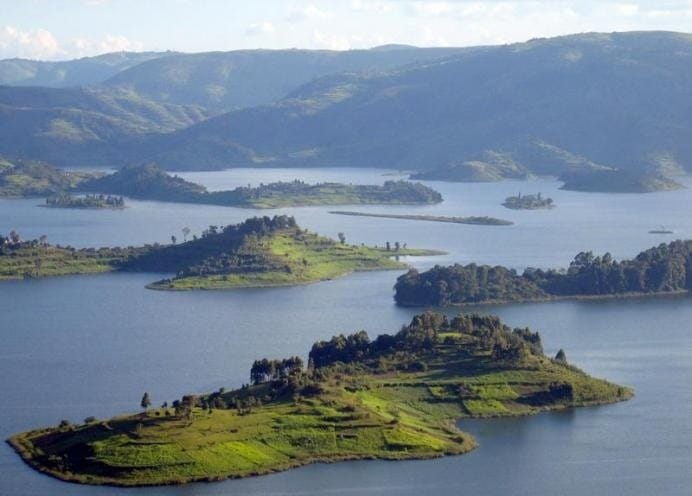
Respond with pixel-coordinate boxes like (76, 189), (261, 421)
(2, 168), (692, 495)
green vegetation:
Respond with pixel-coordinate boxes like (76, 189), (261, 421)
(0, 158), (93, 197)
(80, 164), (443, 208)
(0, 216), (440, 289)
(8, 311), (631, 487)
(502, 192), (554, 210)
(394, 240), (692, 306)
(45, 194), (125, 209)
(559, 169), (684, 193)
(329, 211), (513, 226)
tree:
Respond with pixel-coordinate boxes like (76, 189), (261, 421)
(394, 241), (401, 251)
(337, 232), (346, 244)
(9, 230), (20, 244)
(39, 234), (48, 246)
(171, 235), (177, 245)
(182, 227), (191, 242)
(386, 241), (391, 251)
(555, 349), (567, 363)
(140, 392), (152, 411)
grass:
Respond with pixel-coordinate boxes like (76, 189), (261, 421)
(8, 341), (632, 487)
(0, 245), (119, 280)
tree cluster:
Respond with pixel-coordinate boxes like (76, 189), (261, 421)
(395, 240), (692, 306)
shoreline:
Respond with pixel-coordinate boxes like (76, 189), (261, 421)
(6, 392), (630, 488)
(396, 289), (691, 308)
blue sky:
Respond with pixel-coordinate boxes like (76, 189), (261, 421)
(2, 0), (692, 60)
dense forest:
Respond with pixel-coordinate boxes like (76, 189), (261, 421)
(45, 194), (125, 209)
(394, 240), (692, 306)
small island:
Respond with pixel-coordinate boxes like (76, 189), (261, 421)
(78, 163), (444, 208)
(502, 192), (554, 210)
(7, 311), (631, 487)
(0, 216), (442, 289)
(329, 211), (513, 226)
(45, 193), (125, 209)
(394, 240), (692, 306)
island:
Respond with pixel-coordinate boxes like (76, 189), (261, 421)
(0, 216), (441, 289)
(7, 311), (631, 487)
(502, 192), (554, 210)
(394, 240), (692, 306)
(329, 211), (513, 226)
(45, 193), (125, 209)
(78, 163), (444, 208)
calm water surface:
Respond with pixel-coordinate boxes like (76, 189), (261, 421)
(2, 168), (692, 495)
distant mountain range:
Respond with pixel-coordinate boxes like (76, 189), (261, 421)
(1, 32), (691, 192)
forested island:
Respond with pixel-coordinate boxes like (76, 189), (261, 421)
(394, 240), (692, 306)
(502, 193), (554, 210)
(8, 311), (630, 487)
(329, 211), (513, 226)
(45, 194), (125, 209)
(79, 164), (443, 208)
(0, 216), (439, 289)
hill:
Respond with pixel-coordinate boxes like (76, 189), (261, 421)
(0, 52), (169, 87)
(7, 311), (631, 486)
(0, 86), (208, 167)
(140, 32), (692, 191)
(0, 157), (93, 197)
(394, 240), (692, 306)
(102, 46), (467, 113)
(0, 216), (441, 289)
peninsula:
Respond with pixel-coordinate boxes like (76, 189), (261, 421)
(329, 211), (513, 226)
(502, 193), (554, 210)
(394, 240), (692, 306)
(78, 163), (444, 208)
(7, 311), (631, 487)
(0, 216), (440, 289)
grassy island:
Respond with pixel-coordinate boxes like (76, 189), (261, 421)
(45, 193), (125, 209)
(329, 211), (513, 226)
(8, 311), (631, 487)
(394, 240), (692, 306)
(0, 216), (441, 289)
(502, 193), (554, 210)
(79, 163), (443, 208)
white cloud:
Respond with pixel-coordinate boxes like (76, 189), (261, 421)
(288, 4), (334, 22)
(0, 25), (64, 59)
(245, 21), (276, 36)
(70, 35), (144, 57)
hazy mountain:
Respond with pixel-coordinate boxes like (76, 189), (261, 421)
(0, 85), (208, 167)
(102, 46), (468, 112)
(0, 52), (170, 87)
(141, 31), (692, 191)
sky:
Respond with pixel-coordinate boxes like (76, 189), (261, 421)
(1, 0), (692, 60)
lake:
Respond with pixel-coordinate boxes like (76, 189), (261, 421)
(2, 168), (691, 495)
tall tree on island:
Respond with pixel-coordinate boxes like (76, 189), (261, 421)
(141, 392), (152, 412)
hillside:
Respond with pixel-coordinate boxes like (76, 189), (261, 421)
(0, 86), (208, 167)
(78, 163), (444, 208)
(102, 46), (467, 113)
(8, 312), (631, 486)
(0, 52), (169, 87)
(0, 157), (94, 197)
(0, 216), (440, 289)
(394, 240), (692, 306)
(140, 32), (692, 191)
